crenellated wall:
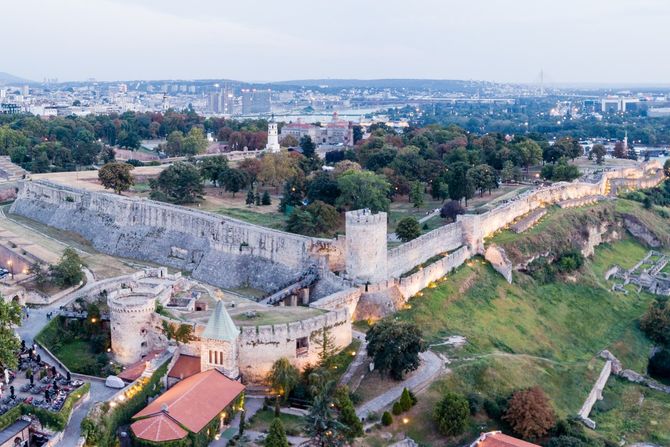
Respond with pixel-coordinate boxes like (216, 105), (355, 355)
(387, 222), (464, 277)
(396, 246), (471, 298)
(10, 180), (344, 291)
(237, 308), (352, 382)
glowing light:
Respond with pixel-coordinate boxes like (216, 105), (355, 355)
(91, 317), (97, 323)
(402, 417), (409, 424)
(350, 351), (356, 356)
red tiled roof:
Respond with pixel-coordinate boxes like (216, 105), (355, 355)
(133, 369), (245, 434)
(473, 432), (541, 447)
(131, 413), (188, 442)
(118, 350), (164, 382)
(168, 355), (201, 380)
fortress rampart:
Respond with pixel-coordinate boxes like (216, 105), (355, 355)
(10, 180), (343, 291)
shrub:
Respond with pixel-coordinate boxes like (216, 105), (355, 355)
(640, 298), (670, 346)
(399, 388), (414, 412)
(503, 387), (556, 440)
(483, 398), (502, 419)
(648, 349), (670, 380)
(467, 392), (484, 415)
(392, 401), (403, 415)
(381, 411), (393, 426)
(433, 392), (469, 436)
(395, 217), (421, 242)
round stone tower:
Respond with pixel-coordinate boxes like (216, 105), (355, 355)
(108, 293), (156, 365)
(345, 209), (388, 283)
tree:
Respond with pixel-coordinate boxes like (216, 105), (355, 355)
(501, 160), (522, 183)
(313, 325), (338, 368)
(640, 298), (670, 346)
(440, 200), (464, 222)
(164, 130), (184, 156)
(399, 388), (414, 412)
(335, 386), (363, 441)
(409, 181), (424, 208)
(265, 418), (289, 447)
(150, 162), (204, 204)
(98, 162), (134, 194)
(336, 170), (391, 212)
(381, 411), (393, 426)
(267, 357), (300, 400)
(161, 321), (196, 345)
(664, 159), (670, 178)
(503, 387), (556, 440)
(246, 189), (255, 206)
(262, 190), (272, 205)
(307, 172), (340, 205)
(238, 157), (263, 183)
(182, 127), (208, 155)
(541, 157), (580, 182)
(613, 141), (627, 159)
(304, 379), (346, 446)
(430, 178), (448, 201)
(0, 299), (21, 369)
(258, 152), (301, 191)
(433, 392), (469, 436)
(29, 262), (48, 286)
(446, 161), (471, 204)
(395, 217), (421, 242)
(467, 164), (498, 196)
(219, 168), (248, 197)
(198, 155), (229, 185)
(280, 134), (299, 148)
(366, 319), (427, 380)
(648, 348), (670, 380)
(332, 160), (361, 176)
(512, 139), (543, 173)
(279, 175), (306, 213)
(300, 135), (317, 158)
(49, 247), (84, 288)
(590, 144), (607, 165)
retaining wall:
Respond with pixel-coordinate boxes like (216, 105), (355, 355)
(387, 222), (463, 278)
(397, 246), (471, 298)
(10, 181), (342, 291)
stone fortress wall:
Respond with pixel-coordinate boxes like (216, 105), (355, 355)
(10, 180), (343, 292)
(9, 161), (664, 329)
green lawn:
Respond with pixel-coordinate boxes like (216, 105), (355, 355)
(390, 236), (667, 445)
(212, 207), (287, 230)
(246, 408), (305, 436)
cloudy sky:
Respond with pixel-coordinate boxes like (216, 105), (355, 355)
(4, 0), (670, 84)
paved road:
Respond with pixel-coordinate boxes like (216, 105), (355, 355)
(15, 276), (116, 446)
(339, 331), (367, 391)
(356, 350), (444, 419)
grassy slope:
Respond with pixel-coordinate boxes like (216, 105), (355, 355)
(390, 234), (670, 445)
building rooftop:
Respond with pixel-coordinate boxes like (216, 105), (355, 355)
(471, 432), (541, 447)
(130, 412), (188, 443)
(133, 369), (245, 435)
(201, 300), (240, 341)
(0, 419), (30, 446)
(168, 354), (201, 380)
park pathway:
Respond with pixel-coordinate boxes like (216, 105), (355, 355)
(339, 330), (367, 390)
(14, 271), (116, 446)
(355, 350), (444, 420)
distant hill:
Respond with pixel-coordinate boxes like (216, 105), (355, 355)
(269, 78), (495, 91)
(0, 72), (32, 85)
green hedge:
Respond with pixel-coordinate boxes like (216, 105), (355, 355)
(25, 382), (90, 431)
(81, 360), (169, 447)
(0, 405), (23, 430)
(0, 382), (90, 432)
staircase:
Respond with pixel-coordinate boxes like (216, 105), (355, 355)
(0, 156), (28, 182)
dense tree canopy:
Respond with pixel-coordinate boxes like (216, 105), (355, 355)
(366, 319), (427, 380)
(98, 162), (134, 194)
(150, 162), (204, 204)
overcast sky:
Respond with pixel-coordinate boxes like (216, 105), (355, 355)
(4, 0), (670, 84)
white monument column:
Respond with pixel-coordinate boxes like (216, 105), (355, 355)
(266, 116), (280, 153)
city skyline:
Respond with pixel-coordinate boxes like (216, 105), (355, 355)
(4, 0), (670, 85)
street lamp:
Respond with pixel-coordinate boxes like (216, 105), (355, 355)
(7, 260), (13, 279)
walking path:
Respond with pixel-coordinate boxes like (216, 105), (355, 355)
(356, 350), (444, 419)
(339, 330), (367, 390)
(14, 272), (116, 446)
